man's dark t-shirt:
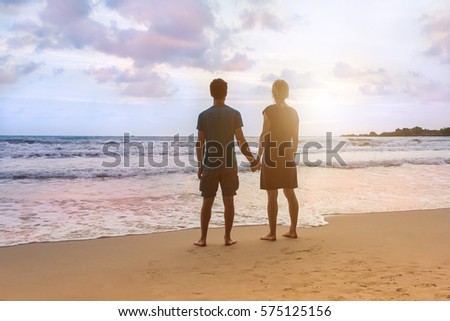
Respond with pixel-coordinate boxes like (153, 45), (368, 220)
(197, 105), (243, 172)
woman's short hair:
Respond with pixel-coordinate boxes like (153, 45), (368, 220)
(272, 79), (289, 100)
(210, 78), (228, 100)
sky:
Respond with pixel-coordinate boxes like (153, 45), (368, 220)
(0, 0), (449, 136)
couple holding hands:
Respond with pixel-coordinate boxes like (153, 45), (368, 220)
(195, 78), (299, 246)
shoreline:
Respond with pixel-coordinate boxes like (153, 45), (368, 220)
(2, 207), (450, 249)
(0, 208), (449, 300)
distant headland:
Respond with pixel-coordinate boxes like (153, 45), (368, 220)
(342, 126), (450, 137)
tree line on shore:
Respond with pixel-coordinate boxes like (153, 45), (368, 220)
(342, 126), (450, 137)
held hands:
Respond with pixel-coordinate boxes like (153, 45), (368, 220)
(197, 166), (203, 180)
(251, 162), (262, 172)
(197, 158), (260, 177)
(250, 155), (262, 172)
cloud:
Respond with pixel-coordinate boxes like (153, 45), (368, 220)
(0, 0), (32, 4)
(333, 61), (450, 101)
(0, 55), (10, 64)
(122, 76), (174, 97)
(0, 0), (32, 12)
(2, 0), (260, 96)
(421, 13), (450, 64)
(220, 53), (254, 71)
(238, 0), (304, 31)
(261, 72), (277, 82)
(280, 69), (319, 89)
(106, 0), (213, 39)
(0, 57), (44, 85)
(17, 61), (43, 75)
(0, 71), (16, 85)
(240, 8), (285, 31)
(333, 62), (358, 78)
(40, 0), (91, 25)
(86, 66), (175, 97)
(6, 0), (255, 74)
(86, 66), (119, 83)
(99, 0), (219, 67)
(333, 61), (393, 96)
(53, 67), (64, 75)
(96, 27), (209, 68)
(333, 61), (387, 79)
(262, 68), (320, 89)
(402, 71), (450, 102)
(359, 80), (392, 96)
(36, 0), (106, 50)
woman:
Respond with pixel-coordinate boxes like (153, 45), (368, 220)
(258, 79), (299, 241)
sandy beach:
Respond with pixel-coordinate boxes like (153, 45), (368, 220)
(0, 208), (449, 301)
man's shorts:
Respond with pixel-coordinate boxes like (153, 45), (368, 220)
(200, 169), (239, 198)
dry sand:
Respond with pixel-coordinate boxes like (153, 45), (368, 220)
(0, 208), (449, 300)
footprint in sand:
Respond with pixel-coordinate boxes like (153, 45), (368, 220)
(200, 272), (215, 276)
(420, 283), (437, 288)
(283, 287), (295, 292)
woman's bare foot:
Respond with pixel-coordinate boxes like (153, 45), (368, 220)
(260, 233), (276, 241)
(225, 238), (237, 246)
(282, 231), (298, 238)
(194, 239), (207, 247)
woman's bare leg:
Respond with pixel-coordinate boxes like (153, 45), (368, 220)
(282, 188), (298, 238)
(261, 189), (278, 241)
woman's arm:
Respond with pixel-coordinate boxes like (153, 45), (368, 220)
(288, 114), (299, 164)
(292, 118), (299, 155)
(258, 113), (271, 159)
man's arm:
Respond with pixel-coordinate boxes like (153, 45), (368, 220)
(234, 127), (259, 170)
(196, 130), (205, 179)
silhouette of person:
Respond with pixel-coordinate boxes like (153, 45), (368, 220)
(194, 78), (259, 246)
(257, 79), (299, 241)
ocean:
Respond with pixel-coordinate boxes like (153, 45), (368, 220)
(1, 135), (449, 247)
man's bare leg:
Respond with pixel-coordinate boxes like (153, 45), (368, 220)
(282, 188), (298, 238)
(223, 195), (237, 246)
(261, 189), (278, 241)
(194, 196), (214, 246)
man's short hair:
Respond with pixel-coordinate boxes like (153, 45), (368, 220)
(210, 78), (228, 100)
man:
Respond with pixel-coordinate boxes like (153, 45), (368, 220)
(194, 78), (259, 246)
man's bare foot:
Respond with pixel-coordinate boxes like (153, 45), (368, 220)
(282, 231), (298, 238)
(260, 234), (276, 241)
(225, 238), (237, 246)
(194, 240), (207, 247)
